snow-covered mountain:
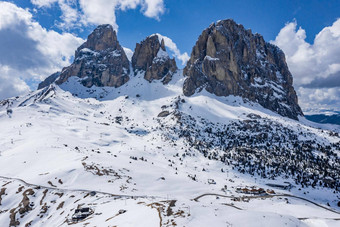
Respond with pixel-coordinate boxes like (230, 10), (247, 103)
(0, 20), (340, 227)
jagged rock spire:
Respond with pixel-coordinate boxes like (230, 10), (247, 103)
(183, 19), (303, 119)
(76, 24), (119, 54)
(54, 24), (130, 88)
(132, 34), (177, 84)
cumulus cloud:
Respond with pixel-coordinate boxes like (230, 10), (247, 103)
(297, 87), (340, 113)
(155, 33), (190, 65)
(123, 47), (133, 61)
(0, 2), (83, 100)
(142, 0), (165, 19)
(31, 0), (165, 30)
(0, 66), (30, 99)
(304, 72), (340, 89)
(273, 19), (340, 113)
(31, 0), (58, 7)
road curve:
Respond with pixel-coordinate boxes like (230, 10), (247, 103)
(0, 175), (155, 200)
(193, 193), (340, 215)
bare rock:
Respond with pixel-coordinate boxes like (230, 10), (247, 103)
(56, 24), (130, 88)
(37, 72), (60, 90)
(132, 35), (177, 84)
(183, 19), (303, 120)
(158, 111), (170, 117)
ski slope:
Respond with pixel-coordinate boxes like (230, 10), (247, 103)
(0, 71), (339, 226)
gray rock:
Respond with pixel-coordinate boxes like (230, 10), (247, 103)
(38, 72), (60, 90)
(183, 19), (303, 120)
(158, 110), (170, 117)
(132, 35), (177, 84)
(56, 24), (130, 88)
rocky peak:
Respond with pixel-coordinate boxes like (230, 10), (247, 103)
(37, 72), (60, 90)
(78, 24), (118, 52)
(183, 19), (303, 120)
(132, 34), (177, 84)
(54, 24), (130, 88)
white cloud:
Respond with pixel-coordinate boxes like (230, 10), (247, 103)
(58, 0), (80, 29)
(31, 0), (165, 30)
(272, 19), (340, 87)
(0, 2), (32, 29)
(273, 19), (340, 113)
(155, 33), (190, 65)
(0, 2), (84, 100)
(78, 0), (117, 28)
(31, 0), (58, 7)
(0, 65), (30, 100)
(123, 47), (133, 61)
(297, 87), (340, 113)
(31, 0), (80, 29)
(142, 0), (165, 19)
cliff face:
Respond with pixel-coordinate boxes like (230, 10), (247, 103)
(132, 35), (177, 84)
(37, 21), (302, 120)
(37, 72), (60, 90)
(183, 19), (303, 119)
(55, 24), (130, 88)
(40, 28), (177, 89)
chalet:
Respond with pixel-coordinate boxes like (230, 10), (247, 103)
(250, 188), (265, 195)
(72, 207), (92, 222)
(236, 187), (250, 194)
(236, 187), (265, 195)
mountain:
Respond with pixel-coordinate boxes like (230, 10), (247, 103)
(183, 19), (302, 120)
(38, 25), (177, 90)
(55, 24), (131, 88)
(132, 34), (177, 83)
(305, 113), (340, 125)
(37, 72), (60, 90)
(1, 20), (340, 227)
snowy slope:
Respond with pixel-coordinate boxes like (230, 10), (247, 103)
(0, 71), (339, 226)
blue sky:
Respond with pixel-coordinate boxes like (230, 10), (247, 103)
(10, 0), (340, 55)
(0, 0), (340, 113)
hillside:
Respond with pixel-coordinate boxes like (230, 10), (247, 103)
(0, 72), (340, 226)
(0, 20), (340, 227)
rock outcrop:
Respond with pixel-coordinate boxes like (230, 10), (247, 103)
(55, 24), (130, 88)
(132, 35), (177, 84)
(38, 72), (60, 89)
(183, 19), (303, 119)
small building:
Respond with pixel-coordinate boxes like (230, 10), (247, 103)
(250, 188), (265, 195)
(236, 187), (265, 195)
(266, 189), (275, 194)
(72, 207), (92, 222)
(208, 179), (216, 184)
(119, 209), (127, 214)
(236, 187), (250, 194)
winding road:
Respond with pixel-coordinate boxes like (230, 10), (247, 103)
(0, 175), (152, 200)
(193, 193), (340, 215)
(1, 175), (339, 223)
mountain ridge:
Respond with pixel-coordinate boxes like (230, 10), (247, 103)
(183, 19), (302, 120)
(1, 58), (340, 227)
(38, 19), (302, 120)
